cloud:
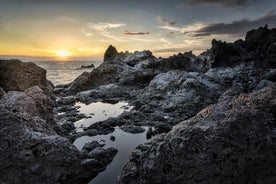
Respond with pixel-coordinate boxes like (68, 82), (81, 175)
(156, 16), (177, 27)
(189, 9), (276, 36)
(85, 22), (152, 42)
(87, 22), (126, 31)
(85, 22), (126, 41)
(182, 0), (259, 7)
(124, 31), (150, 35)
(80, 29), (93, 36)
(157, 16), (205, 34)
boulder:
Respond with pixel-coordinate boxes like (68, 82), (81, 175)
(0, 59), (54, 98)
(25, 86), (54, 121)
(0, 91), (38, 116)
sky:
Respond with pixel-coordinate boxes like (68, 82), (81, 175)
(0, 0), (275, 61)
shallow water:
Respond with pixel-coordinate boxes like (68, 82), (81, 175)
(74, 101), (132, 130)
(72, 100), (148, 184)
(73, 127), (149, 184)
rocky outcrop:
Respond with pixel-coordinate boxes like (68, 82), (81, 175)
(0, 88), (118, 184)
(0, 107), (117, 184)
(25, 86), (55, 121)
(0, 59), (54, 99)
(104, 45), (118, 62)
(201, 26), (276, 68)
(0, 59), (119, 183)
(77, 63), (95, 70)
(118, 85), (276, 184)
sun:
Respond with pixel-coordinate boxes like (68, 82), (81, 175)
(56, 50), (71, 58)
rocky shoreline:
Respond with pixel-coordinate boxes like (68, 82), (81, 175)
(0, 26), (275, 183)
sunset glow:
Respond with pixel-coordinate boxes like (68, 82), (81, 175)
(56, 50), (72, 58)
(0, 0), (275, 60)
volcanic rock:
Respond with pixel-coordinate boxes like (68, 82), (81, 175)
(104, 45), (118, 62)
(118, 85), (276, 184)
(0, 59), (54, 99)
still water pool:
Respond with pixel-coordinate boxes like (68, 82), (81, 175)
(73, 101), (148, 184)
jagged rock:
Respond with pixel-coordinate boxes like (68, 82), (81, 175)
(209, 39), (246, 68)
(0, 59), (54, 99)
(122, 50), (156, 67)
(57, 95), (76, 105)
(0, 91), (38, 116)
(138, 70), (224, 121)
(82, 141), (104, 152)
(25, 86), (54, 121)
(118, 86), (276, 184)
(61, 121), (75, 133)
(0, 86), (5, 98)
(76, 84), (129, 103)
(65, 61), (133, 94)
(104, 45), (118, 62)
(120, 125), (145, 134)
(0, 107), (116, 184)
(203, 26), (276, 68)
(88, 147), (118, 161)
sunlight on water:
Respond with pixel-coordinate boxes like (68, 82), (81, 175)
(73, 127), (150, 184)
(74, 101), (132, 129)
(33, 60), (102, 85)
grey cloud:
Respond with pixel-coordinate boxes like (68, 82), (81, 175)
(156, 16), (178, 27)
(182, 0), (259, 7)
(124, 31), (150, 35)
(190, 9), (276, 36)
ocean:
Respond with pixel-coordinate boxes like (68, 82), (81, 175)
(32, 60), (102, 86)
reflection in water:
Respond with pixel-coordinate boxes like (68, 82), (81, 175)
(72, 101), (146, 183)
(73, 127), (150, 184)
(74, 102), (132, 128)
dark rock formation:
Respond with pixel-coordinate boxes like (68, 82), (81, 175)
(77, 63), (95, 70)
(0, 59), (54, 99)
(104, 45), (118, 62)
(0, 60), (118, 184)
(120, 125), (145, 134)
(82, 141), (105, 152)
(25, 86), (55, 121)
(202, 26), (276, 68)
(118, 86), (276, 184)
(0, 106), (117, 184)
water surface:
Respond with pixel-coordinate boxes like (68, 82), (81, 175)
(74, 101), (132, 129)
(74, 127), (149, 184)
(33, 60), (102, 85)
